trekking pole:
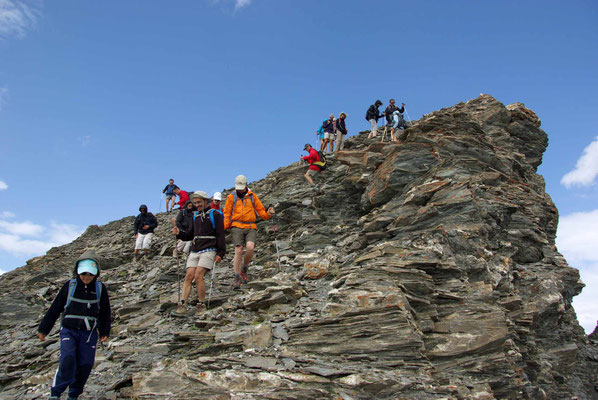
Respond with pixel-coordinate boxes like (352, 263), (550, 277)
(174, 236), (181, 304)
(207, 260), (216, 309)
(381, 124), (387, 143)
(272, 218), (282, 271)
(404, 108), (412, 127)
(159, 194), (163, 213)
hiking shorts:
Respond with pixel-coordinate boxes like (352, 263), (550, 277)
(232, 227), (257, 246)
(176, 239), (192, 255)
(186, 250), (215, 269)
(165, 194), (174, 200)
(369, 119), (378, 135)
(135, 233), (153, 250)
(307, 168), (319, 177)
(324, 132), (335, 141)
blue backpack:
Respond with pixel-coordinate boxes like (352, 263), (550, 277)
(65, 278), (102, 310)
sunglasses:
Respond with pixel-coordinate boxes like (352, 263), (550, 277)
(80, 272), (95, 277)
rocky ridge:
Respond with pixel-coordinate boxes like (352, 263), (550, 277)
(0, 95), (596, 399)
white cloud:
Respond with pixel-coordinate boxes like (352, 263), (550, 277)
(557, 209), (598, 334)
(234, 0), (252, 10)
(1, 211), (15, 218)
(561, 137), (598, 187)
(0, 219), (42, 236)
(0, 0), (40, 39)
(0, 267), (6, 275)
(0, 216), (83, 257)
(0, 180), (7, 190)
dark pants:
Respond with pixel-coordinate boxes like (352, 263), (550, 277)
(51, 328), (98, 398)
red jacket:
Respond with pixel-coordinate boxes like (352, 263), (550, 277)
(301, 148), (321, 171)
(176, 190), (189, 209)
(210, 202), (220, 210)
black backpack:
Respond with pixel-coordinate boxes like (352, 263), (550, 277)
(314, 151), (327, 171)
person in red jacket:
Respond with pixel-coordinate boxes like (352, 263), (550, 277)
(301, 143), (321, 185)
(174, 187), (189, 210)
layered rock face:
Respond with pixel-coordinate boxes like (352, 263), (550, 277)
(1, 95), (596, 399)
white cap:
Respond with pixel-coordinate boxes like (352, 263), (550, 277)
(213, 192), (222, 201)
(235, 175), (247, 190)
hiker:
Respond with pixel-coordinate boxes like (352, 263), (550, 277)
(335, 112), (348, 151)
(391, 109), (408, 142)
(384, 99), (405, 125)
(211, 192), (222, 210)
(321, 114), (335, 153)
(366, 100), (383, 138)
(301, 143), (322, 185)
(223, 175), (275, 290)
(174, 191), (225, 316)
(162, 179), (178, 213)
(173, 187), (190, 211)
(134, 204), (158, 260)
(38, 250), (111, 400)
(172, 200), (195, 256)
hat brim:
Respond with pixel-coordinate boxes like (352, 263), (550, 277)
(235, 184), (247, 190)
(77, 264), (98, 275)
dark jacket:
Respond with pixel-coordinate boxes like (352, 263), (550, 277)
(176, 201), (195, 241)
(336, 117), (347, 135)
(366, 104), (382, 122)
(134, 212), (158, 234)
(163, 184), (178, 195)
(322, 119), (335, 133)
(190, 206), (226, 259)
(38, 250), (111, 337)
(384, 104), (405, 123)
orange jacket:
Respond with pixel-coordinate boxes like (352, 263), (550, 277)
(223, 190), (271, 230)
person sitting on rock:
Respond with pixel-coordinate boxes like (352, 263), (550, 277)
(134, 204), (158, 261)
(172, 200), (195, 257)
(211, 192), (222, 210)
(173, 187), (189, 211)
(38, 250), (111, 400)
(366, 100), (383, 139)
(162, 179), (178, 214)
(173, 191), (225, 316)
(391, 109), (408, 142)
(301, 143), (322, 185)
(223, 175), (275, 290)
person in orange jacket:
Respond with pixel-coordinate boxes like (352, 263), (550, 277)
(223, 175), (275, 289)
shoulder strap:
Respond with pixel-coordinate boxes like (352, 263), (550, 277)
(232, 191), (238, 213)
(209, 209), (223, 230)
(65, 278), (77, 310)
(95, 280), (102, 310)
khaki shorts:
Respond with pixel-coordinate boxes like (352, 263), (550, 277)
(186, 251), (216, 269)
(307, 169), (319, 177)
(231, 227), (257, 247)
(324, 132), (335, 140)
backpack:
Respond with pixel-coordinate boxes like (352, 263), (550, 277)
(193, 209), (222, 230)
(65, 278), (102, 311)
(313, 151), (327, 171)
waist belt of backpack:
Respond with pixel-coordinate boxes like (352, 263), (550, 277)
(63, 315), (98, 331)
(231, 220), (255, 226)
(194, 235), (216, 239)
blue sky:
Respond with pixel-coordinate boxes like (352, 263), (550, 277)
(1, 0), (597, 332)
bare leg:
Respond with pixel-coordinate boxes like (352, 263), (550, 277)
(194, 268), (207, 301)
(233, 245), (243, 275)
(329, 141), (334, 153)
(304, 172), (314, 185)
(244, 241), (255, 266)
(182, 267), (195, 302)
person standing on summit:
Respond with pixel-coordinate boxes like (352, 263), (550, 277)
(223, 175), (275, 290)
(366, 100), (383, 139)
(321, 114), (335, 153)
(134, 204), (158, 261)
(335, 112), (348, 151)
(162, 179), (178, 213)
(38, 250), (111, 400)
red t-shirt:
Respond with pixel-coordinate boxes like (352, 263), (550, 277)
(301, 148), (321, 171)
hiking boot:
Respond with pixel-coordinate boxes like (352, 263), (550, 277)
(48, 397), (59, 400)
(241, 265), (250, 283)
(172, 304), (188, 316)
(67, 396), (78, 400)
(196, 303), (205, 316)
(232, 274), (243, 291)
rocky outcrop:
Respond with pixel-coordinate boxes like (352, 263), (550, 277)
(0, 95), (596, 399)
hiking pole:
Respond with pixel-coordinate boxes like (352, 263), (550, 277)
(404, 108), (412, 127)
(159, 194), (163, 213)
(207, 260), (216, 309)
(174, 236), (181, 304)
(272, 218), (282, 271)
(381, 124), (387, 143)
